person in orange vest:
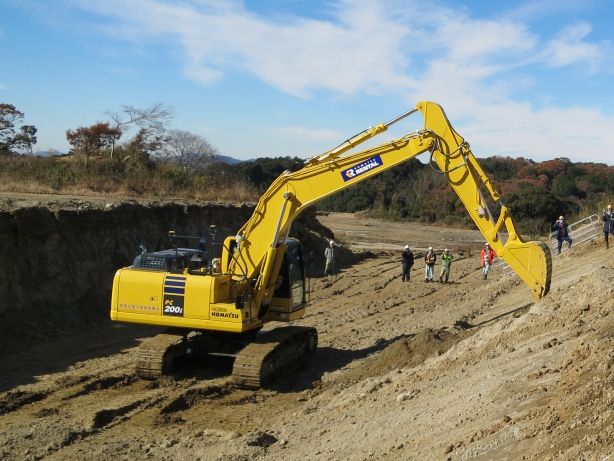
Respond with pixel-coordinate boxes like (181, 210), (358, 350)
(480, 243), (496, 280)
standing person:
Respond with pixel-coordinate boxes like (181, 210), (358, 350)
(553, 215), (573, 255)
(439, 248), (453, 283)
(324, 240), (336, 281)
(480, 243), (496, 280)
(424, 247), (436, 282)
(401, 245), (414, 282)
(602, 204), (613, 249)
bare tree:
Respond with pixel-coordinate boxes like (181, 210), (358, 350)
(160, 129), (218, 170)
(106, 103), (173, 158)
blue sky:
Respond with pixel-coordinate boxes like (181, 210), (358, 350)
(1, 0), (613, 163)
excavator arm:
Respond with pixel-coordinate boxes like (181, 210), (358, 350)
(228, 101), (551, 305)
(417, 102), (551, 300)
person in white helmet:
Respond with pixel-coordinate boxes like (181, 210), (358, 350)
(439, 248), (453, 283)
(324, 240), (336, 281)
(424, 246), (436, 282)
(602, 204), (613, 249)
(401, 245), (414, 282)
(553, 215), (572, 255)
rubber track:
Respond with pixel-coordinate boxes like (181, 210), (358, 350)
(232, 326), (317, 389)
(134, 332), (185, 380)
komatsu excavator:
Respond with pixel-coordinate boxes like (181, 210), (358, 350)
(110, 101), (552, 387)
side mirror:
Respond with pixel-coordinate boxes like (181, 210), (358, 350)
(138, 244), (147, 255)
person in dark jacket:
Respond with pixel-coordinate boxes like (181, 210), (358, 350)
(602, 204), (613, 249)
(401, 245), (414, 282)
(553, 215), (572, 255)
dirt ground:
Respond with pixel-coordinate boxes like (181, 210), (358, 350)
(1, 212), (612, 460)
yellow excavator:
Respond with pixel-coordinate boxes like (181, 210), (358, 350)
(110, 101), (552, 387)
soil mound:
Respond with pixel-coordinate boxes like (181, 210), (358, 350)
(339, 327), (470, 385)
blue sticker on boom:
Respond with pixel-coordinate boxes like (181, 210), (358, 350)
(341, 155), (383, 182)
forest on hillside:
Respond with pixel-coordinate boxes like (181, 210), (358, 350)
(2, 102), (613, 235)
(319, 156), (614, 234)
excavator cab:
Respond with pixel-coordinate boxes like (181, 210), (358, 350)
(272, 239), (306, 308)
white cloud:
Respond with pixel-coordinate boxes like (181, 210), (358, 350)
(32, 0), (614, 163)
(0, 83), (7, 91)
(65, 0), (414, 96)
(543, 22), (602, 69)
(457, 101), (614, 162)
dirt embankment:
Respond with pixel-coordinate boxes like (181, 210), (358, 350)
(0, 207), (612, 461)
(0, 196), (345, 353)
(0, 198), (246, 338)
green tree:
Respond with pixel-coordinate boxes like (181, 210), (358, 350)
(0, 103), (38, 154)
(12, 125), (38, 154)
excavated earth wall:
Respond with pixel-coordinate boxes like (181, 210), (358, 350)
(0, 199), (336, 345)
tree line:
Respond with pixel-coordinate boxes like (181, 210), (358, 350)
(0, 102), (217, 169)
(1, 102), (612, 235)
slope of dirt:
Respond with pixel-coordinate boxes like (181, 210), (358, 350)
(0, 196), (344, 370)
(0, 211), (612, 461)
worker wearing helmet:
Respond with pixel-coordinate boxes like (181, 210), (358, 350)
(439, 249), (453, 283)
(602, 204), (613, 250)
(480, 243), (496, 280)
(553, 215), (572, 255)
(401, 245), (414, 282)
(424, 247), (436, 282)
(324, 240), (336, 281)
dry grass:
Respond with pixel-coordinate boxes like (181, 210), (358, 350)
(0, 155), (260, 203)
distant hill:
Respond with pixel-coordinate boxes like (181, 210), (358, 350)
(33, 149), (67, 157)
(213, 154), (242, 164)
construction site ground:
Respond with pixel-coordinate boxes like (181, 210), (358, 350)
(1, 212), (612, 460)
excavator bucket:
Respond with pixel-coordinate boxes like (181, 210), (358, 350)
(499, 240), (552, 300)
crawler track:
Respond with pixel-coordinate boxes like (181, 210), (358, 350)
(134, 331), (186, 379)
(232, 326), (318, 389)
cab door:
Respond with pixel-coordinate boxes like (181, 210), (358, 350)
(286, 242), (305, 309)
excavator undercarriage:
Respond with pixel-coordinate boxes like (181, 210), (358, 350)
(134, 326), (317, 388)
